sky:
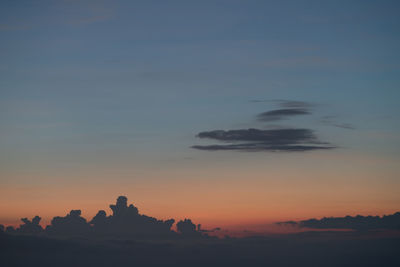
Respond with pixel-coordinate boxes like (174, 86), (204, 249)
(1, 0), (400, 233)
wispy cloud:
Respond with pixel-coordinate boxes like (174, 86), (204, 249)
(320, 116), (355, 130)
(250, 99), (314, 109)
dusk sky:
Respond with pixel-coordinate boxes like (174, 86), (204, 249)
(1, 0), (399, 233)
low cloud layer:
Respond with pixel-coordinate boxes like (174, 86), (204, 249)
(192, 128), (334, 152)
(277, 212), (400, 231)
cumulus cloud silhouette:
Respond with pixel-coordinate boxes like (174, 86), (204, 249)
(92, 195), (176, 237)
(2, 196), (208, 239)
(46, 210), (91, 236)
(18, 216), (43, 235)
(277, 212), (400, 231)
(176, 219), (203, 237)
(192, 128), (334, 151)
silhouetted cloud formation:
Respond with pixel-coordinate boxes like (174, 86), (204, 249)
(277, 212), (400, 231)
(46, 210), (91, 236)
(192, 128), (334, 151)
(1, 198), (400, 267)
(3, 196), (207, 239)
(257, 109), (310, 121)
(88, 196), (176, 237)
(5, 226), (16, 234)
(176, 219), (203, 237)
(18, 216), (43, 235)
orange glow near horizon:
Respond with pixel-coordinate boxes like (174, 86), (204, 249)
(1, 151), (399, 234)
(1, 180), (399, 233)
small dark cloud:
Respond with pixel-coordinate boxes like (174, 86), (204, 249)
(257, 108), (310, 121)
(192, 128), (334, 152)
(254, 99), (313, 121)
(277, 212), (400, 231)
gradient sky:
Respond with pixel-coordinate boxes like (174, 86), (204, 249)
(1, 0), (400, 233)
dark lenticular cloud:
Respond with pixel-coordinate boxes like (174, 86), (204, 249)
(197, 128), (316, 143)
(192, 128), (334, 152)
(257, 108), (310, 121)
(192, 143), (333, 152)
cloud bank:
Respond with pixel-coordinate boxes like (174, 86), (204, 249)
(277, 212), (400, 231)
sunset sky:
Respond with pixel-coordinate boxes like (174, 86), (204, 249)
(1, 0), (399, 233)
